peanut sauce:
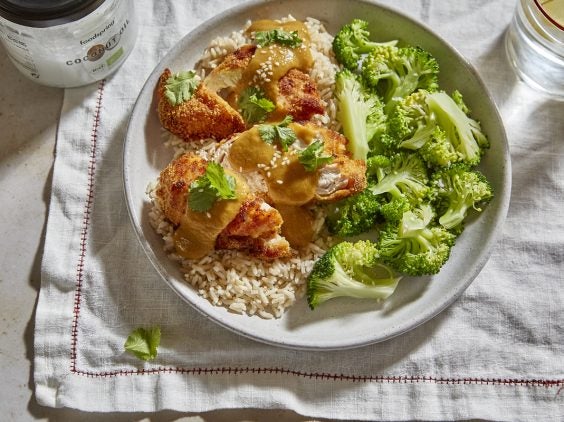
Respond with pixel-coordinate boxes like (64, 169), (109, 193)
(227, 122), (323, 247)
(173, 171), (249, 259)
(237, 19), (313, 118)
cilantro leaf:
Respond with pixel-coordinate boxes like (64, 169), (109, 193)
(189, 162), (237, 212)
(276, 125), (297, 151)
(164, 70), (200, 106)
(124, 327), (161, 361)
(188, 177), (217, 212)
(298, 139), (334, 171)
(258, 116), (297, 151)
(205, 162), (237, 199)
(254, 29), (303, 48)
(238, 87), (275, 124)
(258, 124), (277, 145)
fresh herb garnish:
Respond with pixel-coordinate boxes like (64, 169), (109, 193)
(164, 70), (200, 106)
(238, 86), (275, 124)
(254, 29), (302, 48)
(298, 139), (334, 171)
(124, 326), (161, 361)
(258, 115), (297, 151)
(189, 162), (237, 212)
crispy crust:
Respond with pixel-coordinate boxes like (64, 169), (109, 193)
(203, 44), (257, 92)
(277, 69), (325, 121)
(157, 68), (245, 141)
(155, 152), (207, 225)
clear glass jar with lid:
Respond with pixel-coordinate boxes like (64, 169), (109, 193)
(0, 0), (138, 87)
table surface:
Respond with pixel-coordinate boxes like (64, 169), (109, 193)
(0, 46), (322, 422)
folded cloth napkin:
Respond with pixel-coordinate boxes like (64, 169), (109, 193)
(34, 0), (564, 419)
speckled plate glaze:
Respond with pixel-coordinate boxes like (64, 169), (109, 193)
(123, 0), (511, 350)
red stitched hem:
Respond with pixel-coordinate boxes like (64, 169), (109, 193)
(70, 367), (563, 387)
(67, 79), (563, 390)
(71, 79), (106, 372)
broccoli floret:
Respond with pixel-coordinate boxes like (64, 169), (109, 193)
(362, 46), (439, 110)
(369, 151), (429, 204)
(326, 189), (382, 237)
(307, 240), (402, 309)
(426, 91), (489, 166)
(388, 90), (488, 168)
(430, 163), (493, 230)
(378, 204), (456, 275)
(335, 69), (387, 160)
(332, 19), (398, 70)
(379, 196), (411, 222)
(366, 154), (392, 181)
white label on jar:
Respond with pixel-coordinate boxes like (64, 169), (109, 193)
(0, 0), (138, 88)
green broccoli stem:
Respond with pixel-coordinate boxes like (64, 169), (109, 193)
(317, 262), (399, 302)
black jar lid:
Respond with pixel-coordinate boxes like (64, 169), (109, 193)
(0, 0), (106, 28)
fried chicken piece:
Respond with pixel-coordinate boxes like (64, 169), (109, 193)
(155, 152), (207, 225)
(316, 156), (367, 202)
(216, 199), (291, 259)
(220, 198), (281, 239)
(157, 68), (245, 141)
(203, 44), (256, 92)
(277, 69), (325, 121)
(204, 46), (324, 122)
(155, 153), (290, 260)
(314, 124), (367, 202)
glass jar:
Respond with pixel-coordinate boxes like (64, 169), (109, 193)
(0, 0), (138, 88)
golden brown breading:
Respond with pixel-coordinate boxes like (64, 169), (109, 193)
(220, 197), (281, 239)
(315, 156), (367, 202)
(277, 69), (325, 121)
(157, 68), (245, 141)
(203, 44), (257, 92)
(155, 152), (207, 225)
(216, 197), (291, 259)
(215, 234), (291, 260)
(293, 122), (367, 202)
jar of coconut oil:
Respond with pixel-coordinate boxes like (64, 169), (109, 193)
(0, 0), (137, 87)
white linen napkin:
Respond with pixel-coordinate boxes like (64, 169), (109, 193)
(34, 0), (564, 420)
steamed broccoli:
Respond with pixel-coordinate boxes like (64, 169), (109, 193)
(369, 152), (429, 205)
(307, 240), (401, 309)
(388, 90), (488, 167)
(362, 45), (439, 110)
(326, 189), (382, 237)
(335, 69), (388, 160)
(332, 19), (398, 70)
(426, 91), (489, 166)
(388, 92), (461, 167)
(429, 164), (493, 230)
(379, 196), (411, 222)
(377, 204), (456, 275)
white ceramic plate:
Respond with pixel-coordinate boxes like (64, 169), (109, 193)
(123, 0), (511, 350)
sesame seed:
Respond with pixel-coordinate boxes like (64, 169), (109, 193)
(276, 180), (283, 184)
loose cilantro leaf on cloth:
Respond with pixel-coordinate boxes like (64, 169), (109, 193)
(189, 162), (237, 212)
(258, 116), (297, 151)
(254, 29), (302, 48)
(124, 327), (161, 361)
(164, 70), (200, 106)
(238, 87), (275, 124)
(298, 139), (334, 171)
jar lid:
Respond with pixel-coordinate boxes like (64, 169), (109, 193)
(0, 0), (106, 28)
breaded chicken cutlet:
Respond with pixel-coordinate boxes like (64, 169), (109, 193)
(157, 68), (245, 141)
(156, 153), (291, 260)
(157, 42), (325, 142)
